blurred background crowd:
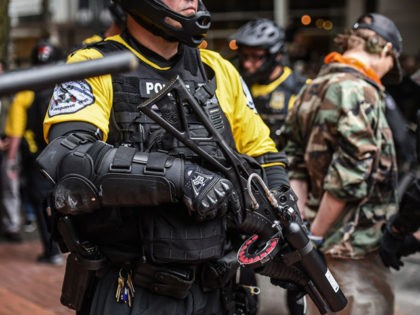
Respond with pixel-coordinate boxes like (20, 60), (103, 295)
(0, 1), (419, 314)
(1, 0), (419, 244)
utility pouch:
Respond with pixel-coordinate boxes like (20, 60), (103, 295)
(133, 262), (195, 299)
(200, 251), (239, 291)
(60, 252), (107, 311)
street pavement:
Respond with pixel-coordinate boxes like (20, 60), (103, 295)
(0, 229), (418, 315)
(0, 238), (71, 315)
(257, 253), (420, 315)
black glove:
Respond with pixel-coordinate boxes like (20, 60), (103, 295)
(183, 163), (238, 222)
(399, 234), (420, 257)
(379, 220), (406, 270)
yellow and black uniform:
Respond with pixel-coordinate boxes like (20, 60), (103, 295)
(45, 35), (278, 157)
(5, 91), (34, 140)
(39, 30), (290, 315)
(6, 90), (51, 155)
(249, 67), (308, 147)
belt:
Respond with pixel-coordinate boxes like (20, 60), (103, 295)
(132, 262), (197, 299)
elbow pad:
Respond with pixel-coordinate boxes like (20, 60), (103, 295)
(37, 133), (184, 215)
(97, 149), (184, 208)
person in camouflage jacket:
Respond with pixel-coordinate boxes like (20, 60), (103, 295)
(281, 13), (402, 315)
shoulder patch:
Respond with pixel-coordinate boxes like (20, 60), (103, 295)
(241, 77), (258, 114)
(48, 80), (95, 117)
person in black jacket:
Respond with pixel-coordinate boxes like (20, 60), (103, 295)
(379, 76), (420, 270)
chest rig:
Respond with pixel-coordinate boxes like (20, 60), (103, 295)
(95, 40), (234, 161)
(254, 71), (304, 117)
(88, 39), (236, 264)
(254, 71), (306, 146)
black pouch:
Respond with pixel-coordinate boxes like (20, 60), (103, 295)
(200, 251), (239, 291)
(60, 253), (107, 311)
(133, 262), (195, 299)
(140, 208), (226, 264)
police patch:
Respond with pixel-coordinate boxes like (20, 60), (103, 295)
(269, 91), (286, 110)
(48, 80), (95, 116)
(240, 77), (258, 114)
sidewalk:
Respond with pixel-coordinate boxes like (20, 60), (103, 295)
(0, 231), (418, 315)
(0, 238), (71, 315)
(257, 253), (420, 315)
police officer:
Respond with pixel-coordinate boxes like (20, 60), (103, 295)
(231, 18), (309, 315)
(379, 180), (420, 270)
(5, 40), (64, 262)
(230, 18), (308, 148)
(37, 1), (292, 314)
(379, 76), (420, 270)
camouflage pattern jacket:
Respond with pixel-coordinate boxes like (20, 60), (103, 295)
(282, 59), (398, 259)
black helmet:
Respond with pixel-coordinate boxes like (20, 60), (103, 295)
(114, 0), (211, 47)
(352, 12), (403, 84)
(31, 40), (63, 65)
(231, 18), (285, 54)
(231, 19), (286, 85)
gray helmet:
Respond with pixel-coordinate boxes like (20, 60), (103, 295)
(231, 19), (286, 85)
(231, 18), (285, 54)
(114, 0), (211, 47)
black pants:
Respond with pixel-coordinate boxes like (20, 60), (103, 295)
(89, 268), (225, 315)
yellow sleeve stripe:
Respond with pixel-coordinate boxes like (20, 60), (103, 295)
(262, 162), (286, 168)
(106, 35), (171, 71)
(288, 94), (296, 110)
(251, 67), (293, 97)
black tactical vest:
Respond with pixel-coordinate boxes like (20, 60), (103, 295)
(254, 70), (306, 146)
(82, 34), (236, 264)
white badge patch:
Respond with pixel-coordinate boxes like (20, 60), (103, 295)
(48, 80), (95, 117)
(240, 77), (258, 114)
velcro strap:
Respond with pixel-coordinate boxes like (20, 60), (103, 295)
(145, 152), (169, 174)
(60, 133), (90, 150)
(87, 141), (112, 172)
(194, 77), (216, 104)
(113, 111), (140, 124)
(255, 151), (288, 165)
(110, 146), (136, 172)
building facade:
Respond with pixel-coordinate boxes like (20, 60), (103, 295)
(6, 0), (420, 69)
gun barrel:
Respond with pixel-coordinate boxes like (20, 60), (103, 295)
(285, 222), (348, 312)
(0, 52), (138, 96)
